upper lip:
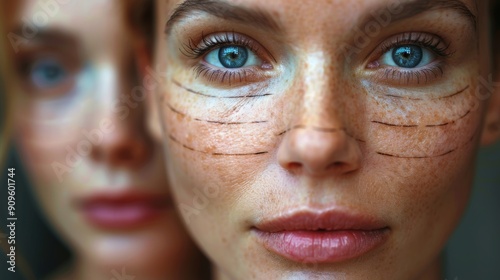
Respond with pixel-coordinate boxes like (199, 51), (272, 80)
(254, 209), (388, 232)
(74, 190), (170, 208)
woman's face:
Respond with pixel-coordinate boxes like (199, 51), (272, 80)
(4, 0), (199, 276)
(153, 0), (494, 279)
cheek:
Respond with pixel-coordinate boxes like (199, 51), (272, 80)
(360, 79), (481, 158)
(13, 99), (96, 185)
(351, 79), (482, 232)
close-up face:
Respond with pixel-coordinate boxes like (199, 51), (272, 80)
(2, 0), (200, 278)
(152, 0), (495, 279)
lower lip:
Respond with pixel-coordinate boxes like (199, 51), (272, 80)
(81, 203), (168, 229)
(254, 229), (389, 263)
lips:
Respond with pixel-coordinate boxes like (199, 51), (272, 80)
(76, 191), (171, 229)
(253, 210), (390, 263)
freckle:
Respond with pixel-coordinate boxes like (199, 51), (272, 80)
(176, 113), (184, 121)
(205, 144), (216, 153)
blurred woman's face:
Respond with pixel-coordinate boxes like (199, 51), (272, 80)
(4, 0), (199, 277)
(152, 0), (492, 279)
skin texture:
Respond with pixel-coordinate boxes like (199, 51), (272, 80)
(151, 0), (500, 279)
(1, 1), (206, 279)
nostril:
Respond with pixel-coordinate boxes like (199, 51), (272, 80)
(327, 162), (344, 170)
(287, 162), (302, 171)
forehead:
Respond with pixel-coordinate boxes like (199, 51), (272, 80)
(3, 0), (128, 54)
(163, 0), (478, 31)
(3, 0), (125, 43)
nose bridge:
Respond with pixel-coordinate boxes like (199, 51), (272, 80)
(97, 59), (143, 127)
(88, 59), (152, 169)
(293, 51), (345, 128)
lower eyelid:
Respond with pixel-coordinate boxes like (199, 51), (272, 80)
(372, 63), (446, 86)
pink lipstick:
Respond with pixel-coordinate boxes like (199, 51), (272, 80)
(253, 210), (390, 263)
(76, 191), (170, 229)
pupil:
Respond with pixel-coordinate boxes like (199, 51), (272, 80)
(32, 60), (66, 88)
(392, 45), (423, 68)
(218, 46), (248, 68)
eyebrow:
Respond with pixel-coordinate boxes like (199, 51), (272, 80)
(165, 0), (477, 36)
(363, 0), (477, 29)
(164, 0), (281, 35)
(9, 27), (80, 51)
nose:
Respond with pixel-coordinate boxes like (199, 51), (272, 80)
(277, 52), (362, 177)
(92, 122), (152, 169)
(89, 63), (153, 169)
(278, 126), (361, 176)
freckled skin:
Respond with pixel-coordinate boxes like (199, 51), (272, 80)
(151, 0), (495, 279)
(2, 1), (206, 279)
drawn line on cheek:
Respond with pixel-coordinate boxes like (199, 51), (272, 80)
(375, 127), (477, 159)
(276, 125), (364, 142)
(168, 134), (269, 156)
(425, 110), (470, 127)
(166, 102), (268, 124)
(371, 121), (418, 128)
(372, 109), (471, 128)
(173, 80), (272, 98)
(383, 85), (470, 100)
(376, 149), (455, 158)
(276, 125), (346, 136)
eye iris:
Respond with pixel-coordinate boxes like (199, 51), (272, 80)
(218, 46), (248, 68)
(392, 45), (423, 68)
(31, 60), (66, 88)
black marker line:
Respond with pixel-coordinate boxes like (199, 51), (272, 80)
(371, 121), (418, 128)
(276, 125), (362, 143)
(166, 102), (268, 125)
(173, 80), (272, 99)
(372, 109), (472, 128)
(168, 134), (269, 156)
(276, 125), (346, 136)
(376, 149), (455, 159)
(382, 85), (470, 100)
(425, 110), (471, 127)
(375, 127), (478, 159)
(438, 85), (470, 99)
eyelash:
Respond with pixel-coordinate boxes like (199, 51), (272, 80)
(369, 32), (454, 85)
(181, 31), (273, 85)
(180, 31), (453, 86)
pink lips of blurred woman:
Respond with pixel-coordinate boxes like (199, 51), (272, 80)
(77, 191), (172, 229)
(2, 0), (208, 279)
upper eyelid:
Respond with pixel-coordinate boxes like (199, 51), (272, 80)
(376, 33), (451, 58)
(363, 32), (453, 69)
(181, 32), (277, 63)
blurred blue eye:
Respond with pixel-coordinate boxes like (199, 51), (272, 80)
(30, 59), (67, 88)
(381, 44), (434, 69)
(205, 45), (260, 69)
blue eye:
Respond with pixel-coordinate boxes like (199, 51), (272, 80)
(218, 46), (248, 68)
(392, 45), (422, 68)
(381, 44), (434, 69)
(205, 45), (261, 69)
(30, 59), (67, 88)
